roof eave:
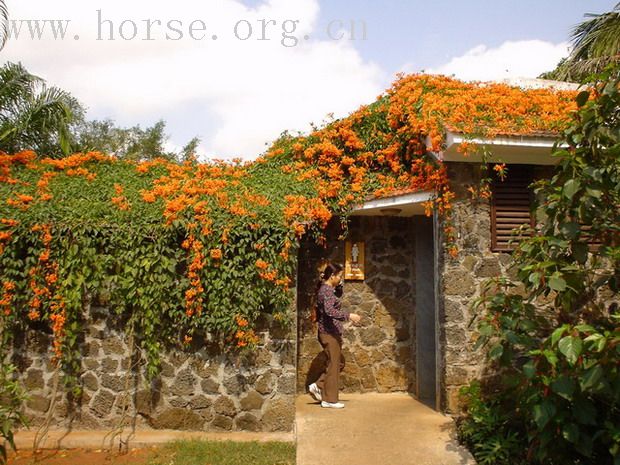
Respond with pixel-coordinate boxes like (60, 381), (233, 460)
(429, 130), (567, 166)
(350, 190), (434, 217)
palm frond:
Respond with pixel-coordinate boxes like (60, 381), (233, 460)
(571, 10), (620, 58)
(566, 4), (620, 77)
(0, 63), (44, 116)
(0, 66), (80, 155)
(25, 86), (76, 137)
(0, 0), (8, 51)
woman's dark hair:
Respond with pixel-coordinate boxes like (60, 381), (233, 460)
(320, 263), (343, 281)
(315, 262), (343, 293)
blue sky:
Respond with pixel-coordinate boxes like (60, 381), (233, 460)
(1, 0), (617, 159)
(315, 0), (617, 72)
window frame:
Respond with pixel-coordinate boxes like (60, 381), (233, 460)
(489, 163), (536, 253)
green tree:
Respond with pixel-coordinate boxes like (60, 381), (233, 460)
(75, 118), (199, 162)
(0, 61), (200, 161)
(542, 3), (620, 82)
(461, 67), (620, 464)
(180, 136), (201, 162)
(0, 62), (82, 156)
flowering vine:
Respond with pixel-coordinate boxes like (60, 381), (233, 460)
(0, 73), (579, 379)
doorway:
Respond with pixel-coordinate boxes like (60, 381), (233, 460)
(296, 214), (438, 409)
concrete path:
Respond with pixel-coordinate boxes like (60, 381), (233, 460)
(296, 392), (475, 465)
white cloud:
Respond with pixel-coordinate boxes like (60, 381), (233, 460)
(1, 0), (384, 160)
(422, 40), (570, 82)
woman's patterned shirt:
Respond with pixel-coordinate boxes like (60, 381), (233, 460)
(317, 282), (350, 336)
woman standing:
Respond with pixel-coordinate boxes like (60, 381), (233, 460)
(308, 263), (361, 409)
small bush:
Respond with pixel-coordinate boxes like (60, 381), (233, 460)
(0, 362), (27, 465)
(457, 381), (526, 465)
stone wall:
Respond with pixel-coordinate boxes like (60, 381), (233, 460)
(12, 293), (297, 433)
(436, 162), (557, 412)
(297, 215), (416, 395)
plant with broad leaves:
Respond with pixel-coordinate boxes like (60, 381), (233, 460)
(462, 65), (620, 465)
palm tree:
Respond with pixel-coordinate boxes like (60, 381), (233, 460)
(544, 3), (620, 81)
(0, 0), (7, 51)
(0, 62), (81, 156)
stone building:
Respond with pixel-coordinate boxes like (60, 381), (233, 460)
(297, 129), (565, 413)
(13, 129), (580, 433)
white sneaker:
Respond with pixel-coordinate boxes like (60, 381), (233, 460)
(308, 383), (322, 402)
(321, 401), (345, 409)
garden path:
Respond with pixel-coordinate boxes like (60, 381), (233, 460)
(296, 392), (475, 465)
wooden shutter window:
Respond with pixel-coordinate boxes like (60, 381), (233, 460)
(580, 223), (603, 253)
(490, 164), (535, 252)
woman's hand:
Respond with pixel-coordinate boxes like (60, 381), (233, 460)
(349, 313), (362, 324)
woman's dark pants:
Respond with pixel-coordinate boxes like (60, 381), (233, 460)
(315, 331), (345, 403)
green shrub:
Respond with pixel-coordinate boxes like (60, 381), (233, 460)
(457, 381), (526, 465)
(0, 361), (27, 465)
(459, 66), (620, 465)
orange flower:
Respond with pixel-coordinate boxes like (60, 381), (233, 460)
(457, 141), (477, 157)
(45, 273), (58, 285)
(141, 190), (157, 203)
(259, 270), (278, 281)
(234, 326), (260, 348)
(41, 151), (113, 170)
(7, 193), (35, 209)
(448, 246), (459, 259)
(493, 163), (507, 181)
(293, 222), (306, 237)
(210, 249), (223, 260)
(28, 309), (40, 320)
(0, 219), (18, 227)
(111, 195), (130, 210)
(341, 156), (355, 166)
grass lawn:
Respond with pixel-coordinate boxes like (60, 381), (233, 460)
(148, 440), (296, 465)
(8, 440), (296, 465)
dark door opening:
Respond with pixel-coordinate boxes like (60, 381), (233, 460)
(414, 215), (437, 408)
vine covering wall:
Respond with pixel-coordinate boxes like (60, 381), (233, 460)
(0, 74), (578, 392)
